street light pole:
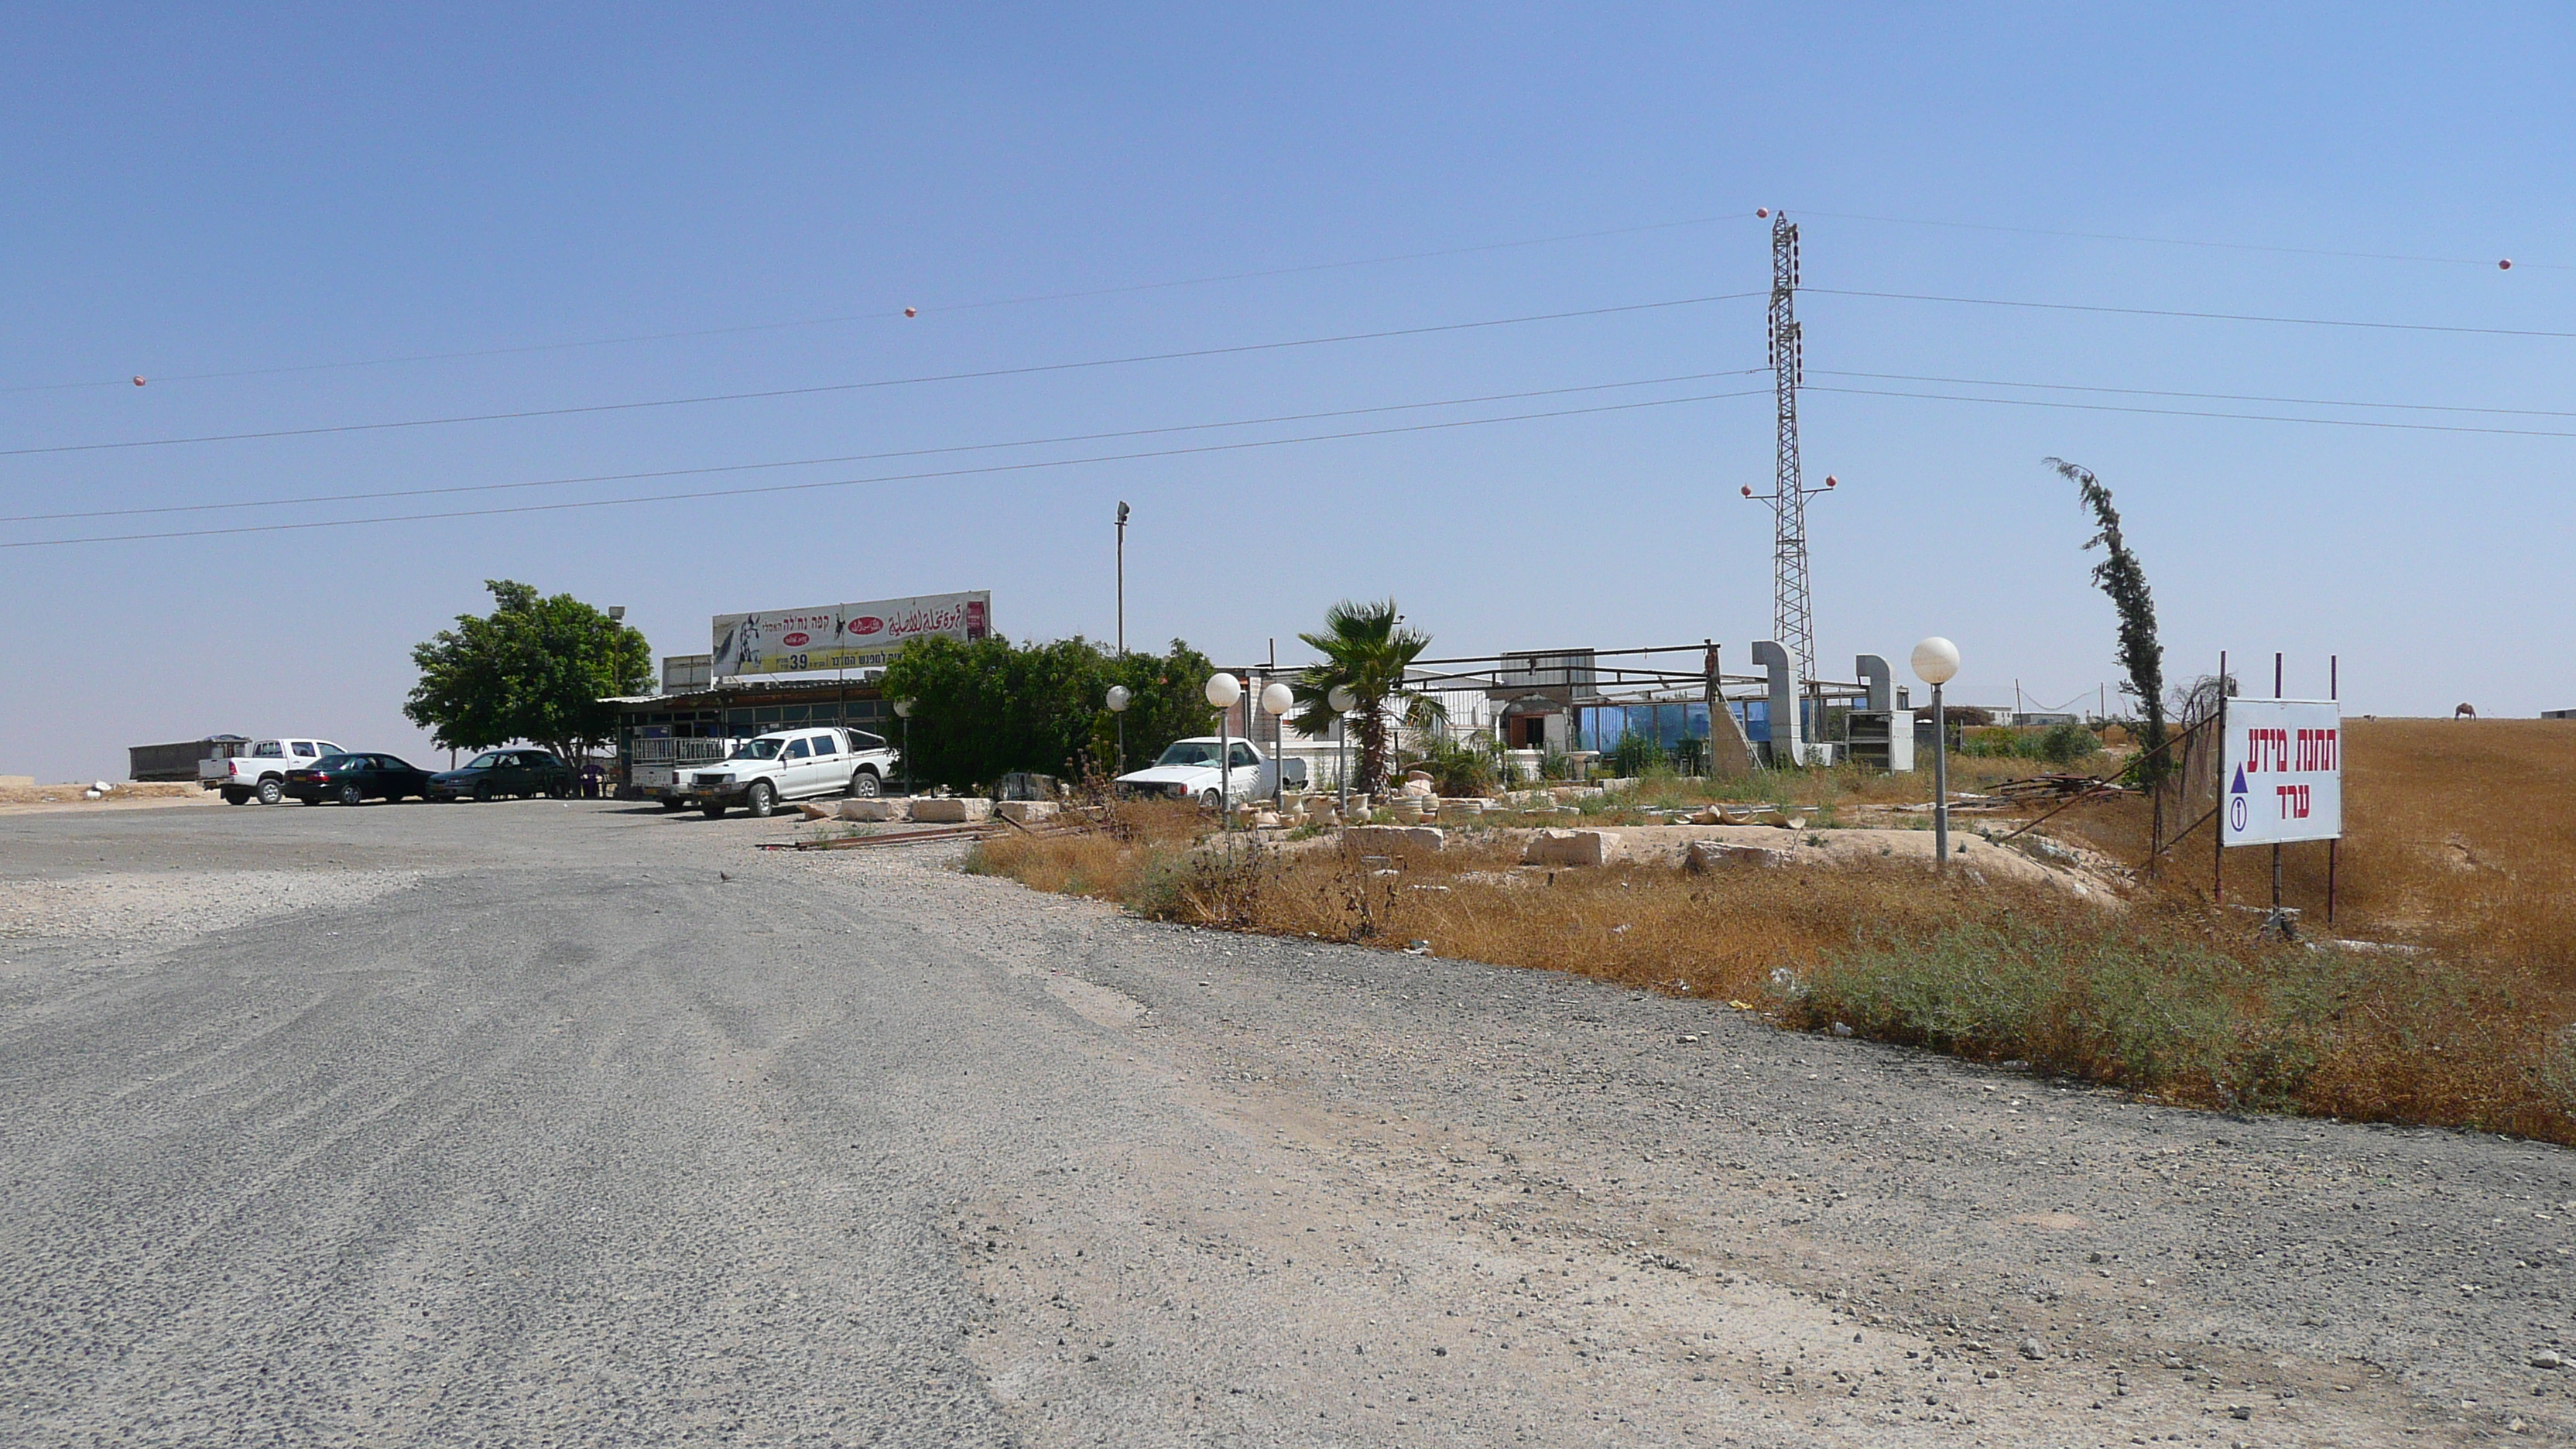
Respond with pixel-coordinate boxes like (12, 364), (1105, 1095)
(1911, 638), (1961, 873)
(892, 698), (914, 795)
(1115, 502), (1129, 656)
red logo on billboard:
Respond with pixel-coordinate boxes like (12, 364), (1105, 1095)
(847, 616), (885, 635)
(782, 632), (810, 647)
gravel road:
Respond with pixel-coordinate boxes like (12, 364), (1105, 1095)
(2, 801), (2569, 1446)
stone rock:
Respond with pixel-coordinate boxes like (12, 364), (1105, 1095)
(1438, 797), (1488, 816)
(795, 801), (837, 820)
(1252, 811), (1282, 829)
(2533, 1351), (2567, 1370)
(995, 800), (1059, 824)
(1401, 778), (1435, 799)
(911, 797), (994, 824)
(839, 797), (911, 821)
(1404, 769), (1434, 784)
(1685, 840), (1789, 873)
(1344, 824), (1445, 854)
(2019, 1338), (2046, 1362)
(1524, 829), (1622, 867)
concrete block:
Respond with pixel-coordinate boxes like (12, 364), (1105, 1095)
(1344, 824), (1445, 853)
(1685, 839), (1789, 873)
(1523, 828), (1623, 867)
(910, 797), (993, 824)
(995, 800), (1059, 824)
(839, 797), (911, 822)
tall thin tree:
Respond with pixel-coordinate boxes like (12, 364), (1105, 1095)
(2047, 459), (2167, 786)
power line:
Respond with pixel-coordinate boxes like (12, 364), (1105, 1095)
(1804, 382), (2576, 440)
(1790, 207), (2551, 270)
(2, 387), (1773, 549)
(0, 292), (1761, 459)
(1, 214), (1745, 395)
(0, 369), (1764, 523)
(1814, 369), (2576, 421)
(1810, 287), (2576, 341)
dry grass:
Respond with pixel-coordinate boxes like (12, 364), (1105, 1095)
(0, 781), (204, 806)
(967, 721), (2576, 1146)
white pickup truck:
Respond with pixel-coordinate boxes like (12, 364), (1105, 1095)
(1114, 736), (1304, 808)
(201, 737), (347, 805)
(667, 726), (901, 818)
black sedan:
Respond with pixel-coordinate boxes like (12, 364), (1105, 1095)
(283, 752), (437, 806)
(427, 748), (577, 802)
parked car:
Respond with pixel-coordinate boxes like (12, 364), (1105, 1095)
(671, 726), (899, 818)
(427, 749), (577, 802)
(1114, 736), (1303, 807)
(200, 737), (348, 805)
(283, 753), (437, 806)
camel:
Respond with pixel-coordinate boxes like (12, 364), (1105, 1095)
(2454, 703), (2478, 720)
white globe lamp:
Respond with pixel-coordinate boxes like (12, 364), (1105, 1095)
(1204, 673), (1241, 707)
(1910, 637), (1960, 869)
(1105, 685), (1131, 712)
(1327, 684), (1356, 714)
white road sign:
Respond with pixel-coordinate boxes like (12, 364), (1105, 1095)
(2220, 698), (2343, 847)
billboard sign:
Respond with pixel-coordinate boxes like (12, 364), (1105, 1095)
(2221, 698), (2342, 847)
(711, 591), (991, 677)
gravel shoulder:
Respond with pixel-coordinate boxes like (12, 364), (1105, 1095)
(0, 801), (2567, 1446)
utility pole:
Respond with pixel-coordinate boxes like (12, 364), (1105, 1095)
(1745, 210), (1834, 734)
(1115, 501), (1130, 776)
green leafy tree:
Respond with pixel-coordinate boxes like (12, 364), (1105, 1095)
(405, 581), (651, 762)
(2047, 459), (2167, 784)
(1287, 598), (1444, 796)
(880, 635), (1214, 790)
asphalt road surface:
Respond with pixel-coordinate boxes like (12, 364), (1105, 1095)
(3, 799), (2571, 1447)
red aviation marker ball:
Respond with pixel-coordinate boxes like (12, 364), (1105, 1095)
(903, 307), (918, 317)
(132, 376), (146, 386)
(1824, 475), (1838, 488)
(1755, 207), (1769, 219)
(1741, 485), (1754, 498)
(2499, 259), (2513, 270)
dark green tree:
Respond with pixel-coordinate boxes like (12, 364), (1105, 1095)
(404, 581), (652, 762)
(879, 634), (1214, 790)
(2047, 459), (2167, 784)
(1286, 598), (1443, 796)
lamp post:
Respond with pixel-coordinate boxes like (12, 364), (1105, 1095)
(1327, 683), (1357, 816)
(1204, 672), (1242, 827)
(1910, 638), (1960, 871)
(1259, 681), (1294, 809)
(892, 697), (914, 795)
(1105, 683), (1131, 778)
(1114, 502), (1129, 656)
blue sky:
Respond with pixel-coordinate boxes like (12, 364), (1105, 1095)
(5, 5), (2573, 779)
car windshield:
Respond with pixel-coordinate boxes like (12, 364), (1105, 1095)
(731, 738), (786, 761)
(312, 754), (360, 771)
(1153, 742), (1221, 767)
(464, 752), (508, 769)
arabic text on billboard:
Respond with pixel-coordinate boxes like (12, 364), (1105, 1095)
(711, 592), (992, 677)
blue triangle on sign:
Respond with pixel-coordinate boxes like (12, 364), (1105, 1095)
(2230, 765), (2248, 794)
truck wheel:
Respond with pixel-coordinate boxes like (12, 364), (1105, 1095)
(744, 781), (776, 818)
(1198, 789), (1221, 810)
(848, 769), (880, 798)
(338, 783), (365, 807)
(256, 779), (283, 806)
(701, 802), (728, 819)
(222, 787), (250, 806)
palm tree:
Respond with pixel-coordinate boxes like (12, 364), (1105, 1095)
(1290, 598), (1444, 796)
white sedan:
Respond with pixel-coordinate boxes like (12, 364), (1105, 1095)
(1115, 737), (1303, 808)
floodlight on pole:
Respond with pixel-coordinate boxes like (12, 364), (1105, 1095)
(1910, 639), (1959, 870)
(892, 698), (915, 795)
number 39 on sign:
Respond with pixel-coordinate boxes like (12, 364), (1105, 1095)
(2221, 699), (2344, 847)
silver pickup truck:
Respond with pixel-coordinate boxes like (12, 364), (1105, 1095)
(666, 726), (900, 818)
